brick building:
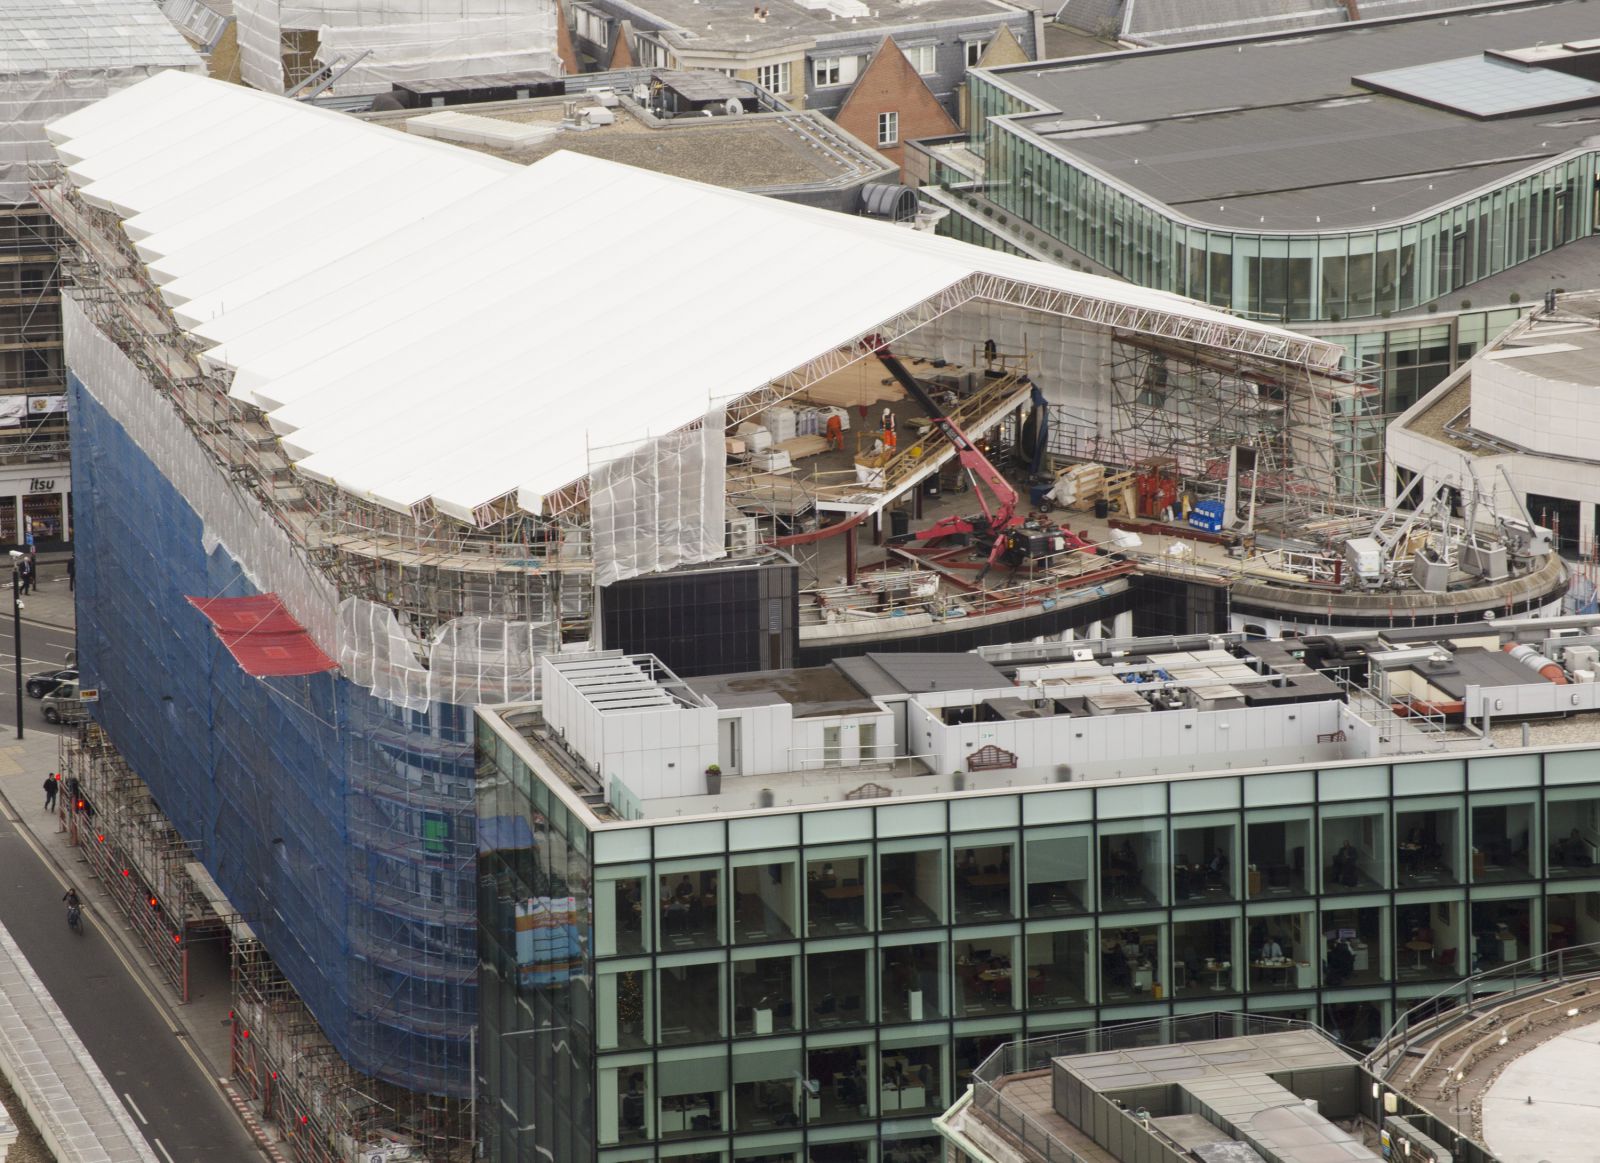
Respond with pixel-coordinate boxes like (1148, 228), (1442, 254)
(835, 38), (959, 177)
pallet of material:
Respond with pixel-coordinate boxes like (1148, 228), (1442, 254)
(1051, 462), (1105, 510)
(1103, 471), (1136, 515)
(777, 434), (830, 462)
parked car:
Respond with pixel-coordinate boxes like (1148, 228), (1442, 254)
(41, 682), (88, 725)
(26, 667), (77, 699)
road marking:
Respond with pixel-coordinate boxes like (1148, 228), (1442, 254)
(0, 801), (209, 1074)
(125, 1093), (148, 1124)
(154, 1137), (177, 1163)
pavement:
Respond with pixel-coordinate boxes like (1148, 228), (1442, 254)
(12, 557), (76, 634)
(0, 568), (270, 1162)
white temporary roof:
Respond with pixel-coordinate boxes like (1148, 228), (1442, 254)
(48, 70), (1340, 523)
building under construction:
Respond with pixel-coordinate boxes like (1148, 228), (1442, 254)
(40, 70), (1433, 1159)
(0, 0), (201, 549)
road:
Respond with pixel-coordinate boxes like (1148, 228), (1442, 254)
(0, 613), (77, 736)
(0, 802), (264, 1161)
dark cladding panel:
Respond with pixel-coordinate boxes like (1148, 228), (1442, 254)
(600, 559), (798, 677)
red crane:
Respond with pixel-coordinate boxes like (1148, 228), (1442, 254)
(869, 338), (1022, 579)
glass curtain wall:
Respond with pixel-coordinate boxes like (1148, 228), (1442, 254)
(486, 709), (1600, 1161)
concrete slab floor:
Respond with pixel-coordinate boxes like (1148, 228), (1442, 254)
(1483, 1017), (1600, 1163)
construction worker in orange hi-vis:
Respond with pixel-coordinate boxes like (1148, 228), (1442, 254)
(825, 412), (844, 450)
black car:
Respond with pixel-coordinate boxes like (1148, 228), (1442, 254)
(26, 667), (76, 699)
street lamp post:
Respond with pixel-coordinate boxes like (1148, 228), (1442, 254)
(9, 550), (22, 740)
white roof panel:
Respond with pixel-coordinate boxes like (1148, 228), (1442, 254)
(50, 71), (1338, 518)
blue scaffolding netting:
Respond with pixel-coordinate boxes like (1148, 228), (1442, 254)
(71, 375), (477, 1096)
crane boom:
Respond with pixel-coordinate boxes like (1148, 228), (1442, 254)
(869, 339), (1021, 576)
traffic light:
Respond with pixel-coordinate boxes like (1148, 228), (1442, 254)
(147, 894), (160, 911)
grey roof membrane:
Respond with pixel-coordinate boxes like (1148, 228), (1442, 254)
(860, 650), (1011, 693)
(636, 0), (1023, 54)
(991, 1), (1600, 231)
(1058, 1033), (1376, 1163)
(1059, 1031), (1354, 1090)
(687, 666), (881, 716)
(1126, 0), (1335, 37)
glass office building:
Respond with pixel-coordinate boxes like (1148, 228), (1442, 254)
(950, 107), (1595, 327)
(907, 0), (1600, 444)
(477, 708), (1600, 1163)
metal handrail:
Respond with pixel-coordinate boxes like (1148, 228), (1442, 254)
(1365, 939), (1600, 1079)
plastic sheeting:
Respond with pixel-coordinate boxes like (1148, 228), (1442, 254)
(68, 290), (561, 708)
(315, 16), (559, 96)
(589, 418), (726, 587)
(337, 597), (555, 712)
(0, 0), (201, 203)
(62, 294), (342, 650)
(235, 0), (558, 96)
(233, 0), (285, 93)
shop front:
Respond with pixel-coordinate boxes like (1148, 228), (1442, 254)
(0, 466), (71, 550)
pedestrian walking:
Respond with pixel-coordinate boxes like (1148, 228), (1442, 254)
(43, 773), (57, 811)
(18, 556), (33, 595)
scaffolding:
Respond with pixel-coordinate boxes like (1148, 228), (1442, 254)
(0, 203), (71, 471)
(232, 934), (470, 1163)
(1102, 332), (1384, 518)
(39, 164), (485, 1119)
(57, 722), (473, 1162)
(57, 725), (218, 999)
(0, 0), (200, 471)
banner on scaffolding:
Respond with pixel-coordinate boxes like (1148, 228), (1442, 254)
(186, 594), (339, 677)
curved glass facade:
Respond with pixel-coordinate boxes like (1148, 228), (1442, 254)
(963, 73), (1598, 325)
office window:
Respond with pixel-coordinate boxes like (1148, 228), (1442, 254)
(757, 61), (791, 95)
(812, 55), (859, 87)
(965, 39), (989, 67)
(878, 111), (899, 146)
(881, 937), (946, 1022)
(907, 44), (936, 74)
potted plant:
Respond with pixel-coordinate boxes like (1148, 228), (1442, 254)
(705, 763), (722, 795)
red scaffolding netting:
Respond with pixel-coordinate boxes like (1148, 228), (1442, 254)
(186, 594), (338, 677)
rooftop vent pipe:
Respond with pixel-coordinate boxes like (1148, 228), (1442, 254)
(1504, 642), (1568, 684)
